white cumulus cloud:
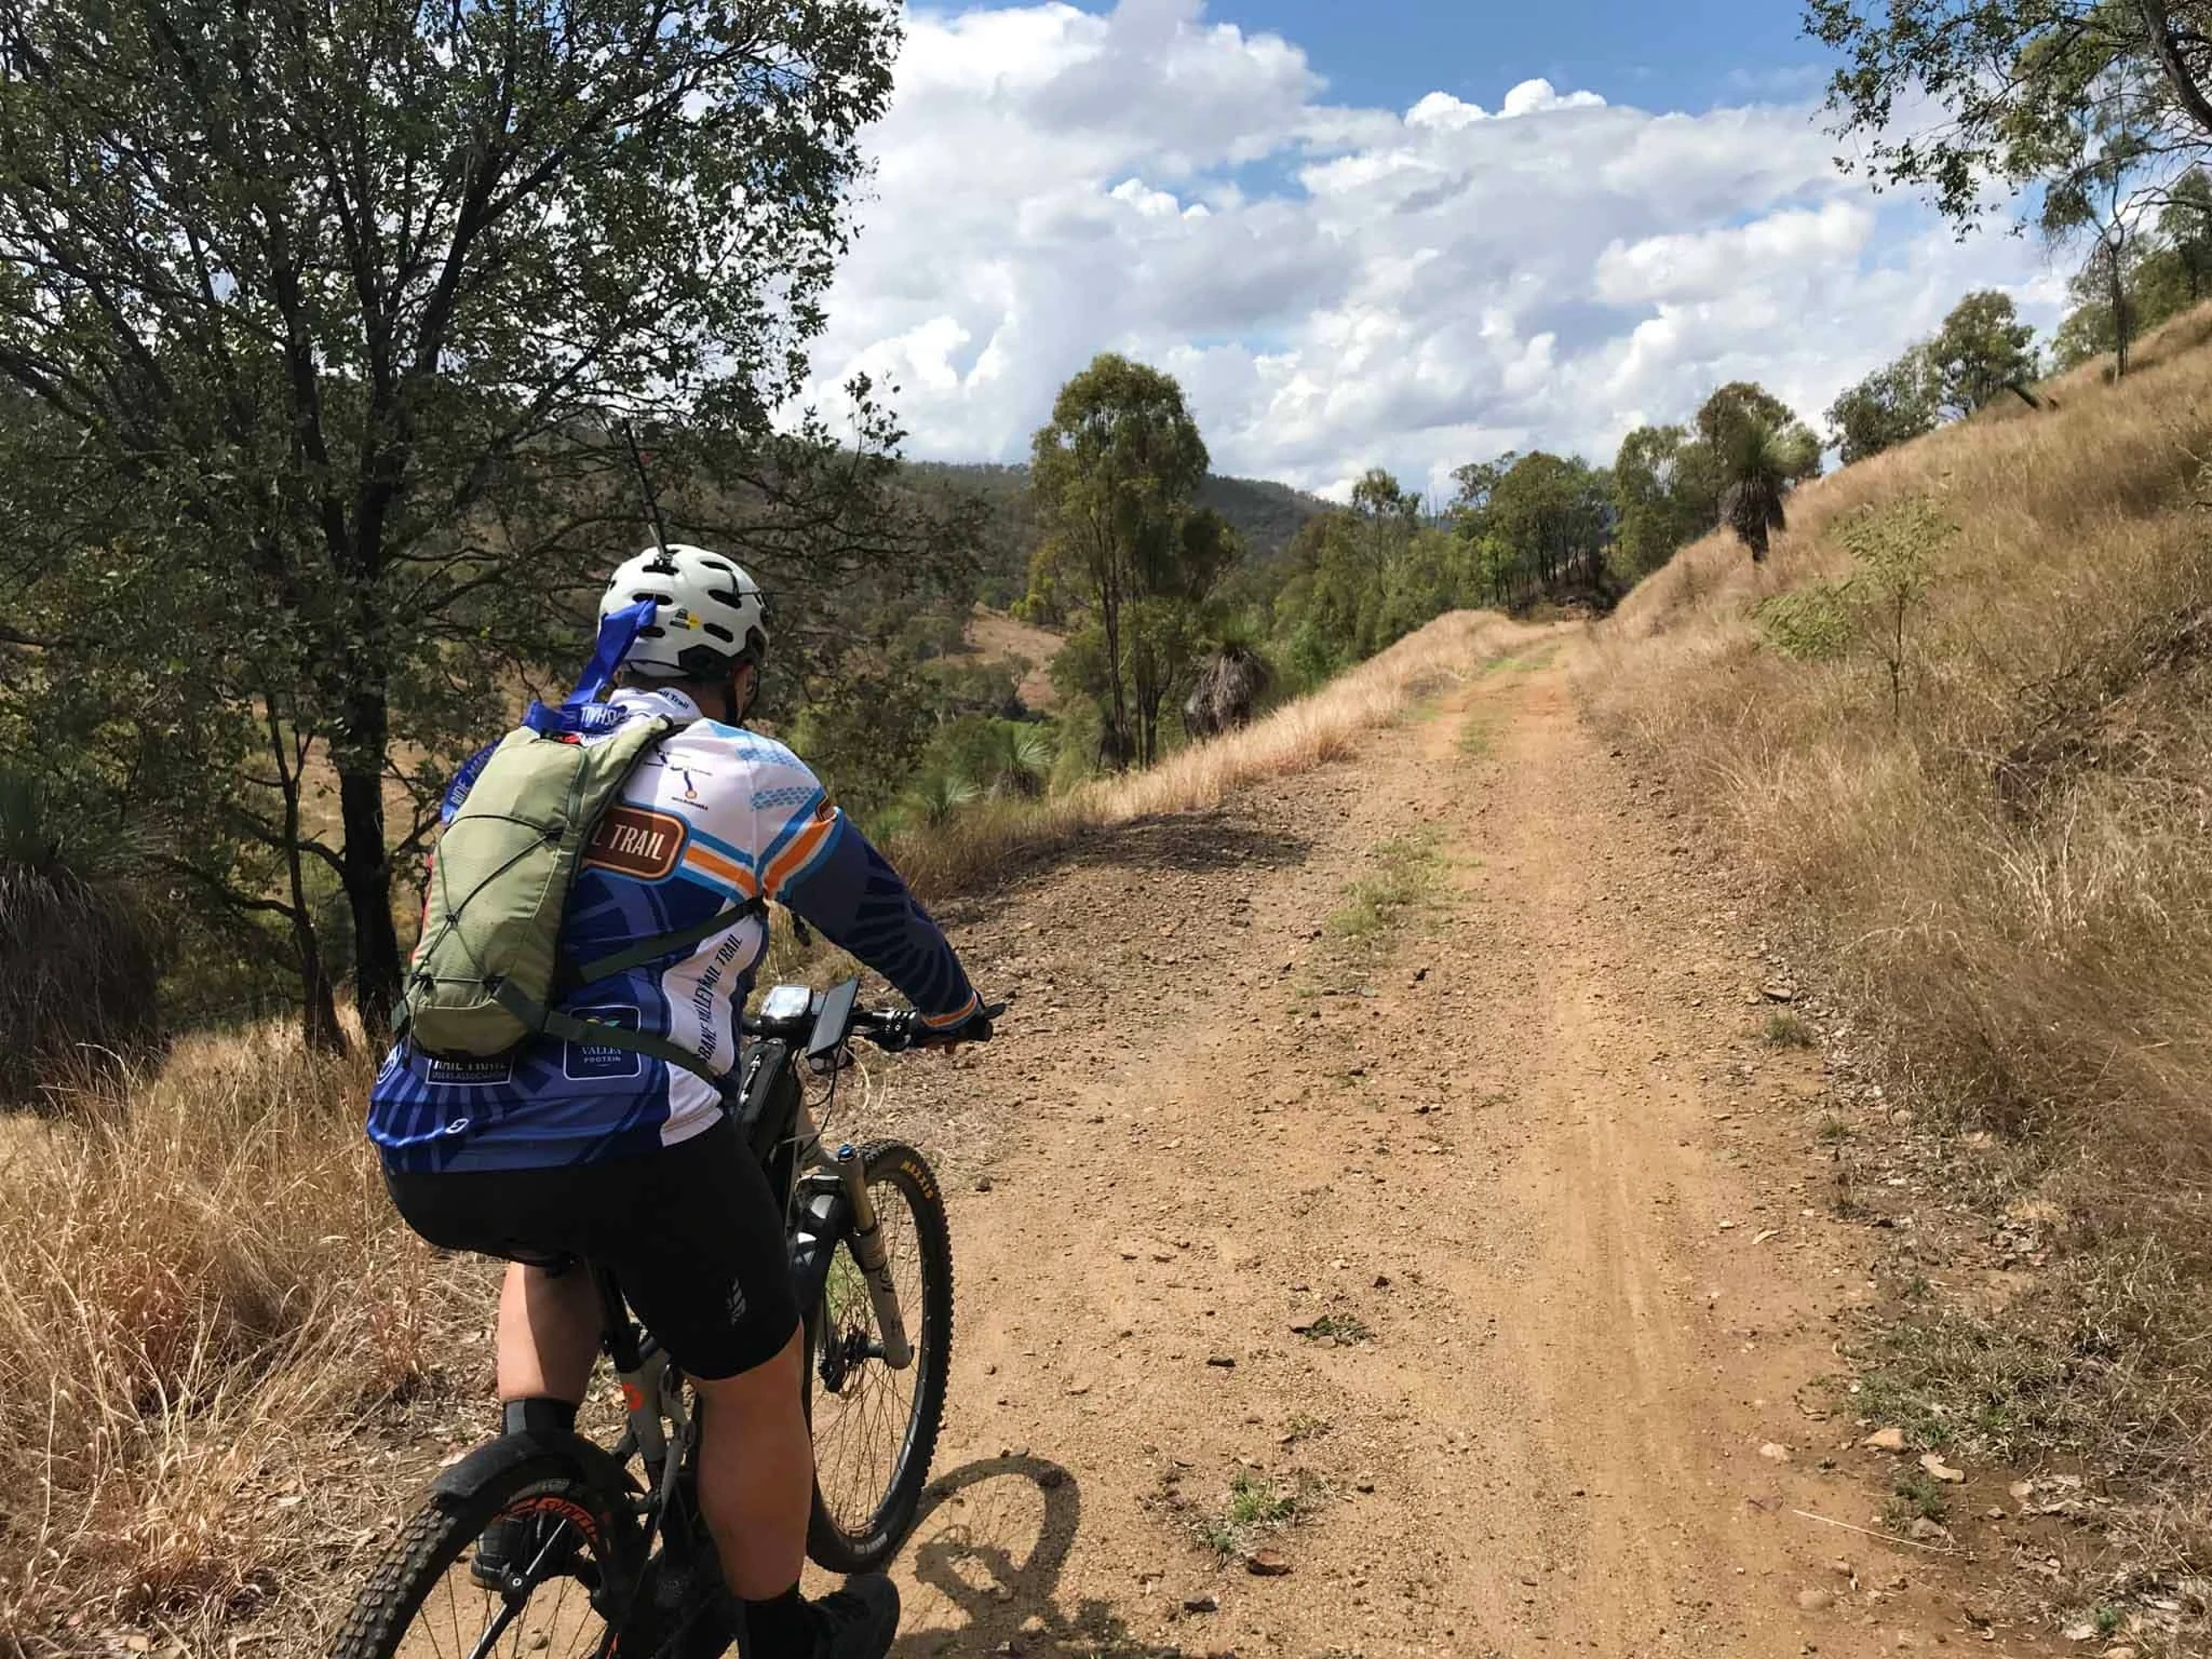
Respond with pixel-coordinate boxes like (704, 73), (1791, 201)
(808, 0), (2062, 499)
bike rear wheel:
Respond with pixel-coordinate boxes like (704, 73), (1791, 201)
(328, 1454), (644, 1659)
(804, 1139), (954, 1573)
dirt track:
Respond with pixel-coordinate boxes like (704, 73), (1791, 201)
(854, 632), (2062, 1659)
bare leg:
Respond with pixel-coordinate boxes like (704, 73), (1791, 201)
(690, 1325), (811, 1599)
(496, 1262), (601, 1406)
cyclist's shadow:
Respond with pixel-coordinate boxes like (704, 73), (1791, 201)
(887, 1456), (1170, 1658)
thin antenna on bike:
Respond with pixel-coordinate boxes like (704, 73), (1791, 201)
(613, 417), (674, 568)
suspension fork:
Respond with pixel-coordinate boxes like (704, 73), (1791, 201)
(833, 1142), (914, 1370)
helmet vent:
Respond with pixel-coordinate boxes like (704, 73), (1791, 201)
(702, 622), (734, 643)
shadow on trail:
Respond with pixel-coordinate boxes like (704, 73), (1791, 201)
(890, 1455), (1174, 1659)
(931, 810), (1311, 924)
(1067, 811), (1308, 880)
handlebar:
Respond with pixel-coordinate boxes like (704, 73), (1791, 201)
(747, 977), (1002, 1058)
(850, 1001), (1007, 1054)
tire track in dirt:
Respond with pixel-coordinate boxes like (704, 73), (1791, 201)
(850, 631), (2058, 1659)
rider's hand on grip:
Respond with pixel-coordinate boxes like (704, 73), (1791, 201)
(918, 1001), (1003, 1054)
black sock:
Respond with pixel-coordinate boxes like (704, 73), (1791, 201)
(742, 1584), (814, 1658)
(501, 1397), (578, 1437)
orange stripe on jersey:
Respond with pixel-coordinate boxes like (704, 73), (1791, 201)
(684, 843), (758, 897)
(762, 811), (836, 896)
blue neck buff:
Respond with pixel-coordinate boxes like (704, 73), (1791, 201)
(520, 598), (658, 739)
(441, 601), (658, 822)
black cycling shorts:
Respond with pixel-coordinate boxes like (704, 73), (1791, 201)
(383, 1112), (800, 1382)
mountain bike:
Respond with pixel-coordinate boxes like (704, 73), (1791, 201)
(330, 978), (990, 1659)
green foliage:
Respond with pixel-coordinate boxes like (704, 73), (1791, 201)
(1763, 1011), (1818, 1049)
(0, 0), (927, 1037)
(1839, 495), (1946, 724)
(1611, 423), (1717, 578)
(898, 771), (979, 832)
(1755, 495), (1952, 722)
(929, 717), (1053, 800)
(1027, 353), (1217, 768)
(2053, 170), (2212, 372)
(1827, 347), (1941, 465)
(1808, 1), (2212, 228)
(1757, 583), (1857, 660)
(1927, 290), (2042, 417)
(1696, 383), (1816, 471)
(1484, 452), (1615, 597)
(791, 657), (938, 831)
(1326, 834), (1441, 944)
(1193, 1469), (1323, 1560)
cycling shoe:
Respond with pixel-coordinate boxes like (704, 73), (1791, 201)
(808, 1573), (899, 1659)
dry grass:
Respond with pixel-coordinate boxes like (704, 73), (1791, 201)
(1581, 300), (2212, 1600)
(0, 1022), (479, 1655)
(893, 609), (1528, 897)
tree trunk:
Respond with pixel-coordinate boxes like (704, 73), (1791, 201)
(2109, 245), (2133, 379)
(338, 689), (404, 1036)
(262, 703), (345, 1052)
(1100, 584), (1132, 771)
(294, 905), (347, 1052)
(265, 702), (346, 1053)
(2137, 2), (2212, 142)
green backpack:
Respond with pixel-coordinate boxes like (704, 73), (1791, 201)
(400, 714), (762, 1081)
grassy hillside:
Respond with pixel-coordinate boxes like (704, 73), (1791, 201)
(1582, 303), (2212, 1615)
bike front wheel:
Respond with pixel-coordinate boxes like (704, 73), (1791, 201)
(804, 1140), (955, 1573)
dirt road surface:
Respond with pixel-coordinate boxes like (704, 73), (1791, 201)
(853, 632), (2060, 1659)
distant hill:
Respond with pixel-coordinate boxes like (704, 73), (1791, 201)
(906, 461), (1332, 605)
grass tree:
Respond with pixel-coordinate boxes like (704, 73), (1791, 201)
(0, 770), (161, 1101)
(1719, 416), (1821, 563)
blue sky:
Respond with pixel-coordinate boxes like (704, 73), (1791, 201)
(803, 0), (2056, 495)
(1064, 0), (1827, 114)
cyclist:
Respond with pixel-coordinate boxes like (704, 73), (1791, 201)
(367, 544), (990, 1659)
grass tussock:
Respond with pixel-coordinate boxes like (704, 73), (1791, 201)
(890, 610), (1528, 899)
(1192, 1468), (1327, 1560)
(1581, 298), (2212, 1584)
(1326, 833), (1443, 944)
(0, 1024), (474, 1651)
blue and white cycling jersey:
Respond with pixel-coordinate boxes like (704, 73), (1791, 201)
(368, 686), (980, 1173)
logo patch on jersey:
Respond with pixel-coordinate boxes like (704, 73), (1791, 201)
(586, 804), (685, 880)
(563, 1006), (645, 1081)
(426, 1053), (514, 1088)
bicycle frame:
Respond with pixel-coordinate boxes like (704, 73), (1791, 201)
(589, 1007), (918, 1544)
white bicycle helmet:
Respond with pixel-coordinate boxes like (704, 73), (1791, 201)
(599, 543), (769, 680)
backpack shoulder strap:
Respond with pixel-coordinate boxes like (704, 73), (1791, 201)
(569, 895), (769, 986)
(487, 978), (728, 1085)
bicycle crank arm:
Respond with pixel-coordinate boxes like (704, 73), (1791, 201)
(836, 1145), (915, 1370)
